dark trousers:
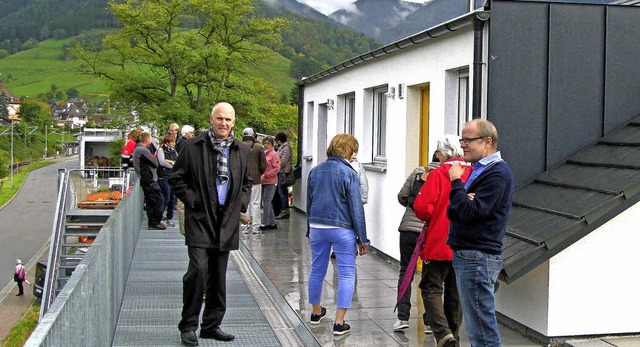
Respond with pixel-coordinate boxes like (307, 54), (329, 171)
(178, 247), (230, 333)
(276, 172), (289, 212)
(397, 231), (420, 321)
(158, 178), (176, 220)
(16, 280), (24, 295)
(419, 260), (462, 341)
(142, 182), (164, 226)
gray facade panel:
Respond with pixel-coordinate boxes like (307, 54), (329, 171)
(604, 6), (640, 133)
(488, 1), (640, 187)
(547, 4), (605, 167)
(488, 1), (549, 185)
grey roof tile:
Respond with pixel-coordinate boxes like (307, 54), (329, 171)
(502, 116), (640, 283)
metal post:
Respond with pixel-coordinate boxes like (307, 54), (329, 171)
(44, 123), (48, 159)
(10, 119), (14, 188)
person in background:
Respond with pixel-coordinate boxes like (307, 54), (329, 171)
(393, 157), (440, 334)
(413, 135), (472, 347)
(350, 157), (368, 205)
(275, 132), (292, 219)
(168, 123), (180, 137)
(133, 132), (165, 230)
(14, 259), (26, 296)
(170, 102), (252, 346)
(259, 136), (280, 232)
(176, 125), (195, 154)
(157, 134), (178, 227)
(242, 127), (267, 234)
(121, 128), (142, 170)
(306, 133), (369, 336)
(447, 119), (515, 347)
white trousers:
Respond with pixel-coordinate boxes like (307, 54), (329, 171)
(248, 184), (262, 230)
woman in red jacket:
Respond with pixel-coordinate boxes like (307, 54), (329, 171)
(413, 134), (472, 347)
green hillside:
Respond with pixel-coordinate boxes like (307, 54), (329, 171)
(0, 38), (107, 98)
(0, 37), (295, 102)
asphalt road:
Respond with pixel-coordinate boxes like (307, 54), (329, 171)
(0, 158), (76, 294)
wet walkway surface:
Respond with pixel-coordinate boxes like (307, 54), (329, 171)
(240, 209), (540, 347)
(80, 208), (640, 346)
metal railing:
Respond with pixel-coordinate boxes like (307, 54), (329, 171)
(26, 168), (142, 346)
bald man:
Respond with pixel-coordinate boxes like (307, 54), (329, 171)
(170, 102), (252, 346)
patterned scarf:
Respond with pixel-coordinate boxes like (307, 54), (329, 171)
(209, 129), (235, 183)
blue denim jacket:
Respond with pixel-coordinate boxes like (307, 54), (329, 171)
(307, 156), (369, 245)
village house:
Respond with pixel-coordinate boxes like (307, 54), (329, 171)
(51, 98), (89, 128)
(293, 0), (640, 342)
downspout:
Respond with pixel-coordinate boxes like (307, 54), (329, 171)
(472, 10), (490, 118)
(296, 83), (305, 169)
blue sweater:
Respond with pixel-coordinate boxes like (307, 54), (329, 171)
(446, 161), (514, 255)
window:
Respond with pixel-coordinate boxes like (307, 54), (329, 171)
(344, 94), (355, 135)
(458, 70), (470, 134)
(373, 86), (387, 162)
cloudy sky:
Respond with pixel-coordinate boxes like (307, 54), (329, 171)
(297, 0), (431, 16)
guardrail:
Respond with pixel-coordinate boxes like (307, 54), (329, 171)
(25, 171), (142, 346)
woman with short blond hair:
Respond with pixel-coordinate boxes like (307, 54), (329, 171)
(306, 133), (369, 336)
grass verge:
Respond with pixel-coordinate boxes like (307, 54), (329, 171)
(1, 301), (39, 347)
(0, 160), (52, 208)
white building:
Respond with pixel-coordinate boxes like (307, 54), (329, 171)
(293, 0), (640, 342)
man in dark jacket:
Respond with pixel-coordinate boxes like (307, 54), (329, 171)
(170, 102), (251, 346)
(133, 132), (165, 230)
(447, 119), (514, 347)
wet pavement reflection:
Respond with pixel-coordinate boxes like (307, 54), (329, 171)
(241, 209), (541, 347)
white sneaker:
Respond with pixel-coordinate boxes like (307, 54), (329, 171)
(393, 319), (409, 331)
(425, 325), (433, 334)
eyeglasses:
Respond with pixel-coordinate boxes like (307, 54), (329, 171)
(459, 137), (485, 145)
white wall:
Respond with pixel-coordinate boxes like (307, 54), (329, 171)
(496, 202), (640, 337)
(296, 27), (476, 259)
(496, 261), (550, 335)
(547, 201), (640, 336)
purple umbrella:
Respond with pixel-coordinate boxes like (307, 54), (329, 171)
(396, 222), (428, 307)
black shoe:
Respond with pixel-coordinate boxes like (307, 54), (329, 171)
(149, 223), (166, 230)
(16, 293), (23, 296)
(443, 337), (459, 347)
(310, 306), (326, 325)
(200, 327), (235, 341)
(180, 331), (199, 346)
(333, 321), (351, 335)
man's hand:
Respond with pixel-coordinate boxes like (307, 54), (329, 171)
(358, 244), (368, 256)
(449, 163), (464, 181)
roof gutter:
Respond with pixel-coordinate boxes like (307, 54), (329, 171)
(299, 10), (491, 86)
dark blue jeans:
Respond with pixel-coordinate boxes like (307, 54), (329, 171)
(142, 182), (164, 226)
(158, 178), (176, 220)
(452, 250), (502, 347)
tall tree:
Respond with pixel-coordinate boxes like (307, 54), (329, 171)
(0, 91), (9, 118)
(73, 0), (288, 129)
(18, 98), (52, 130)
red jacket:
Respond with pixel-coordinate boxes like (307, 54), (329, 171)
(413, 158), (472, 261)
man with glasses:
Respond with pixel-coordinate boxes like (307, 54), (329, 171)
(447, 119), (514, 347)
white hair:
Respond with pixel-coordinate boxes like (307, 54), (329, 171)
(436, 134), (464, 159)
(181, 125), (195, 136)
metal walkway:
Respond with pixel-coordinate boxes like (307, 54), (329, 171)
(112, 223), (318, 347)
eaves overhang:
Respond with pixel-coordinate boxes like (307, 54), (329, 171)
(298, 10), (490, 86)
(500, 116), (640, 284)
